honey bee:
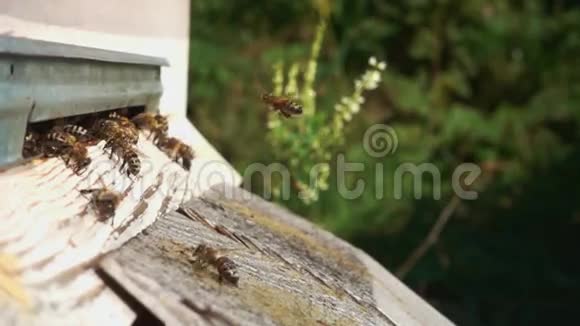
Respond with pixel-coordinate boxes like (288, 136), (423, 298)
(192, 244), (239, 285)
(131, 112), (168, 143)
(22, 131), (42, 158)
(107, 112), (124, 120)
(107, 112), (139, 144)
(93, 119), (121, 156)
(113, 143), (141, 177)
(92, 118), (138, 146)
(92, 119), (118, 141)
(62, 124), (91, 142)
(44, 129), (77, 157)
(261, 93), (303, 118)
(63, 142), (92, 175)
(80, 187), (123, 224)
(156, 135), (194, 170)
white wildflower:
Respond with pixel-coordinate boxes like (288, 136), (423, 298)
(369, 56), (377, 66)
(343, 111), (352, 121)
(267, 119), (280, 129)
(350, 102), (360, 113)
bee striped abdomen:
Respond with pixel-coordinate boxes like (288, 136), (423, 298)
(119, 147), (141, 177)
(157, 136), (194, 170)
(108, 112), (122, 120)
(46, 131), (75, 145)
(261, 93), (303, 118)
(62, 124), (89, 138)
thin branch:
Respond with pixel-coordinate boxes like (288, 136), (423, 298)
(396, 196), (461, 279)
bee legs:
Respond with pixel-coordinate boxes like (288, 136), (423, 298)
(191, 258), (208, 269)
(74, 163), (89, 176)
(153, 129), (167, 145)
(183, 158), (191, 171)
(104, 140), (116, 159)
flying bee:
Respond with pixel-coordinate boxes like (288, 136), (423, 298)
(63, 142), (92, 175)
(80, 187), (123, 224)
(156, 135), (194, 170)
(131, 112), (168, 143)
(261, 93), (303, 118)
(192, 244), (239, 285)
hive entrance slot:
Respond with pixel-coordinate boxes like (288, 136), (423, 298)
(22, 106), (146, 159)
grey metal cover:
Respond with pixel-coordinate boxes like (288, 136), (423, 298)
(0, 36), (169, 67)
(0, 36), (166, 167)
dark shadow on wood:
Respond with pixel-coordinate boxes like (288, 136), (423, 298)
(95, 267), (163, 326)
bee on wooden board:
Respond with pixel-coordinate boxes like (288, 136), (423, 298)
(61, 124), (92, 142)
(44, 129), (77, 157)
(131, 112), (168, 143)
(22, 131), (42, 158)
(112, 142), (141, 177)
(92, 118), (138, 146)
(156, 135), (194, 171)
(107, 112), (139, 144)
(63, 142), (92, 175)
(80, 186), (123, 225)
(92, 119), (119, 142)
(192, 244), (239, 286)
(261, 93), (303, 118)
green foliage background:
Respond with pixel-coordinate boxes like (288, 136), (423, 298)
(189, 1), (580, 324)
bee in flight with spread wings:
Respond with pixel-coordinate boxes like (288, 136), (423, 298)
(261, 93), (303, 118)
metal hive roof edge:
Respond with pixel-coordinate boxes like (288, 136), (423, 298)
(0, 36), (169, 67)
(0, 36), (167, 166)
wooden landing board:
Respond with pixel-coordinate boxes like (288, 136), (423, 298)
(0, 128), (237, 325)
(99, 185), (454, 326)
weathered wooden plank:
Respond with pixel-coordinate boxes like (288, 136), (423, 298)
(100, 185), (454, 326)
(0, 124), (237, 325)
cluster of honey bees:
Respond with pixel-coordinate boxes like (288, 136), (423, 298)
(132, 112), (195, 171)
(23, 124), (93, 174)
(23, 111), (194, 175)
(22, 110), (196, 226)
